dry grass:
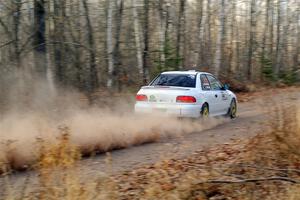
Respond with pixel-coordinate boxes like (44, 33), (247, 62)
(1, 127), (119, 200)
(0, 111), (225, 171)
(110, 102), (300, 200)
(0, 101), (300, 199)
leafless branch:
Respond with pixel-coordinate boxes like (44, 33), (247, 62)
(236, 164), (300, 174)
(0, 39), (15, 49)
(0, 17), (11, 36)
(196, 177), (300, 185)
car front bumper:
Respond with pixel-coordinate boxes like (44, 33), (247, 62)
(134, 102), (201, 118)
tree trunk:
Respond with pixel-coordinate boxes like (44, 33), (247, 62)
(205, 0), (212, 68)
(274, 0), (282, 77)
(260, 0), (271, 80)
(106, 0), (114, 88)
(269, 0), (274, 58)
(294, 1), (300, 74)
(214, 0), (225, 77)
(196, 0), (204, 68)
(53, 0), (65, 84)
(261, 0), (271, 60)
(235, 18), (241, 75)
(12, 0), (21, 68)
(33, 0), (47, 78)
(228, 0), (237, 75)
(113, 0), (124, 91)
(158, 0), (167, 72)
(67, 0), (83, 90)
(175, 0), (185, 70)
(142, 0), (150, 84)
(82, 0), (98, 93)
(280, 0), (289, 72)
(132, 0), (144, 84)
(247, 0), (257, 80)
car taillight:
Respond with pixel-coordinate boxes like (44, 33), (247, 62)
(136, 94), (148, 101)
(176, 96), (196, 103)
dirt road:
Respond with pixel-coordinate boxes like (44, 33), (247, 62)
(77, 88), (299, 177)
(1, 88), (299, 193)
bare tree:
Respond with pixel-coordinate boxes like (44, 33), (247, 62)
(53, 0), (66, 84)
(66, 0), (83, 89)
(205, 0), (212, 68)
(113, 0), (124, 90)
(142, 0), (150, 84)
(1, 0), (299, 98)
(12, 0), (22, 68)
(214, 0), (226, 77)
(269, 0), (275, 58)
(132, 0), (144, 83)
(280, 0), (290, 71)
(196, 0), (204, 67)
(228, 0), (237, 75)
(247, 0), (257, 80)
(274, 0), (282, 77)
(82, 0), (98, 93)
(175, 0), (185, 69)
(106, 0), (114, 88)
(33, 0), (47, 78)
(294, 1), (300, 75)
(261, 0), (271, 61)
(158, 0), (167, 71)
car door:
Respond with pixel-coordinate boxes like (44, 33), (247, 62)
(206, 75), (229, 115)
(200, 74), (219, 115)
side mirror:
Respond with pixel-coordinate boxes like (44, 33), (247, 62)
(223, 83), (230, 90)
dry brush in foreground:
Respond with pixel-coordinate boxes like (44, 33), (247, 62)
(1, 103), (300, 199)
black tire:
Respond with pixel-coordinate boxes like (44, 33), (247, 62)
(227, 99), (237, 119)
(201, 103), (209, 117)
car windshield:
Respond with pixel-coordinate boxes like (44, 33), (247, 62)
(150, 74), (196, 88)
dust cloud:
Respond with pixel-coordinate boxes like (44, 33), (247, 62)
(0, 79), (227, 170)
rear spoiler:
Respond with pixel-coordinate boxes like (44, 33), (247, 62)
(141, 86), (190, 91)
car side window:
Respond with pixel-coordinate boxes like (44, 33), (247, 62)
(206, 75), (222, 90)
(200, 75), (211, 90)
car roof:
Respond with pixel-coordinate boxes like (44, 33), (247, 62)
(161, 70), (211, 76)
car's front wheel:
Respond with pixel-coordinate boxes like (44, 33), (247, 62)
(227, 99), (237, 119)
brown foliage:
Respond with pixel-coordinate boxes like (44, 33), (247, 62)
(0, 90), (299, 199)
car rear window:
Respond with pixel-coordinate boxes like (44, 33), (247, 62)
(150, 74), (196, 88)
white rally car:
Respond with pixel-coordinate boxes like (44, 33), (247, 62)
(135, 70), (237, 118)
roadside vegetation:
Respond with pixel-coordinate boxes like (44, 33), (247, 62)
(1, 95), (299, 199)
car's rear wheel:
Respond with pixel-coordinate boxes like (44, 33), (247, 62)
(227, 99), (237, 119)
(201, 103), (209, 117)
